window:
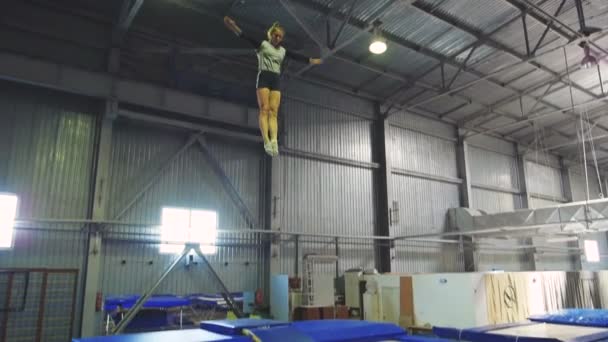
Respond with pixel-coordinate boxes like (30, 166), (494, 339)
(160, 207), (217, 255)
(584, 240), (600, 263)
(0, 194), (18, 249)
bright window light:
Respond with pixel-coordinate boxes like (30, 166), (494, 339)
(584, 240), (600, 263)
(160, 207), (217, 255)
(0, 194), (18, 249)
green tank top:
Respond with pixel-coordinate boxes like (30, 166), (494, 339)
(257, 40), (286, 75)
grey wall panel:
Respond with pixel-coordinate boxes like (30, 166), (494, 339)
(390, 126), (458, 178)
(389, 173), (463, 273)
(0, 83), (96, 219)
(284, 79), (375, 119)
(101, 120), (266, 332)
(472, 188), (524, 213)
(524, 150), (561, 169)
(469, 146), (520, 190)
(570, 166), (603, 201)
(281, 156), (375, 236)
(526, 161), (564, 199)
(530, 197), (563, 209)
(392, 241), (464, 273)
(388, 110), (456, 140)
(391, 175), (460, 236)
(476, 251), (533, 271)
(282, 99), (373, 162)
(535, 254), (578, 271)
(278, 156), (375, 275)
(468, 135), (516, 156)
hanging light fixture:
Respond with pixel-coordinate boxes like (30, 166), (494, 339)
(369, 22), (387, 55)
(580, 42), (598, 69)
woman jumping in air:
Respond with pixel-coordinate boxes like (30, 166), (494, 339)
(224, 16), (322, 157)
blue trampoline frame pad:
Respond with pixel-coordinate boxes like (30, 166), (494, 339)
(433, 322), (608, 342)
(72, 329), (251, 342)
(75, 318), (453, 342)
(529, 310), (608, 328)
(104, 295), (191, 311)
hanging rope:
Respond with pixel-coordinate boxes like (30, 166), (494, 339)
(582, 106), (604, 198)
(564, 47), (591, 204)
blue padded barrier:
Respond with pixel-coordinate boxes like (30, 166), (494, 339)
(529, 310), (608, 328)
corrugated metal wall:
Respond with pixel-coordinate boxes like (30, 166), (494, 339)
(279, 91), (377, 275)
(4, 76), (608, 338)
(0, 82), (95, 339)
(467, 136), (529, 271)
(468, 137), (523, 213)
(389, 111), (464, 273)
(101, 121), (267, 300)
(570, 165), (603, 201)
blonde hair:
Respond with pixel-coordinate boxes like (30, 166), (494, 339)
(267, 22), (285, 41)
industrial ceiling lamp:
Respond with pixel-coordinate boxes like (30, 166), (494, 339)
(369, 22), (387, 55)
(580, 42), (598, 69)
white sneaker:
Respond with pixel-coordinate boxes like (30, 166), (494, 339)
(270, 139), (279, 156)
(264, 141), (273, 156)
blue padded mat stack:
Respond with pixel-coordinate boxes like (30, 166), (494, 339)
(529, 309), (608, 328)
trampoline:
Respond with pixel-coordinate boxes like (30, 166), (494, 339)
(104, 295), (191, 333)
(75, 318), (449, 341)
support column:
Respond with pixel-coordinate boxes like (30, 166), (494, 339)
(373, 105), (392, 273)
(268, 156), (282, 277)
(560, 158), (583, 270)
(516, 145), (536, 270)
(81, 100), (116, 336)
(456, 131), (473, 208)
(456, 130), (476, 271)
(456, 129), (477, 272)
(560, 157), (574, 203)
(516, 146), (531, 209)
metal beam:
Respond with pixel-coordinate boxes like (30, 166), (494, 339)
(293, 0), (402, 76)
(502, 0), (576, 42)
(465, 93), (608, 139)
(540, 133), (608, 152)
(268, 154), (282, 277)
(456, 132), (473, 208)
(411, 2), (608, 122)
(517, 145), (531, 208)
(330, 0), (359, 49)
(282, 147), (380, 169)
(279, 0), (325, 50)
(462, 28), (608, 126)
(194, 246), (244, 318)
(113, 246), (190, 334)
(114, 0), (144, 43)
(391, 167), (462, 186)
(112, 134), (201, 221)
(81, 100), (116, 337)
(196, 136), (259, 229)
(530, 0), (568, 55)
(560, 157), (573, 202)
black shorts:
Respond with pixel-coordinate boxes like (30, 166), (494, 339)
(256, 71), (281, 91)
